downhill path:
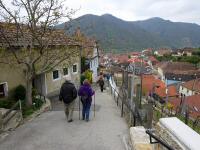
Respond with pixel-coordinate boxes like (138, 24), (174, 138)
(0, 88), (129, 150)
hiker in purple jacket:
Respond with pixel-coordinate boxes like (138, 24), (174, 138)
(78, 79), (95, 122)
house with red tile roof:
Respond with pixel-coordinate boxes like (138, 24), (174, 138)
(148, 56), (159, 66)
(142, 48), (153, 56)
(157, 61), (200, 81)
(172, 47), (195, 57)
(142, 75), (178, 102)
(129, 52), (140, 57)
(179, 78), (200, 96)
(154, 48), (172, 56)
(169, 94), (200, 119)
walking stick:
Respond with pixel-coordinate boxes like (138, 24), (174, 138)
(94, 92), (96, 117)
(79, 96), (80, 120)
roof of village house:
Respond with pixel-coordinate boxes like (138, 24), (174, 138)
(128, 57), (147, 64)
(142, 75), (178, 98)
(0, 22), (79, 47)
(155, 48), (172, 55)
(158, 62), (197, 72)
(148, 56), (159, 63)
(181, 78), (200, 92)
(0, 22), (96, 59)
(169, 94), (200, 118)
(116, 54), (129, 63)
(176, 47), (195, 53)
(130, 52), (140, 56)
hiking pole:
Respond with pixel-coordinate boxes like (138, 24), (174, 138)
(79, 96), (80, 120)
(94, 92), (96, 117)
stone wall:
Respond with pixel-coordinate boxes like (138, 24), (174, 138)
(130, 117), (200, 150)
(130, 126), (153, 150)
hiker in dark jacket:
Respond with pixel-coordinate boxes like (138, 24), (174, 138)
(59, 80), (77, 122)
(78, 79), (94, 122)
(97, 75), (105, 92)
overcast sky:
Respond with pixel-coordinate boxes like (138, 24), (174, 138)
(64, 0), (200, 25)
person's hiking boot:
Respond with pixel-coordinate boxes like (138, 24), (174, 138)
(86, 119), (89, 122)
(68, 119), (73, 123)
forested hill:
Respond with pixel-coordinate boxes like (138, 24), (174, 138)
(56, 14), (200, 52)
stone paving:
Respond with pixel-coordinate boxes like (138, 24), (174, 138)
(0, 89), (129, 150)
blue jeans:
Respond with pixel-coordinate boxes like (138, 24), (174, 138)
(82, 101), (91, 121)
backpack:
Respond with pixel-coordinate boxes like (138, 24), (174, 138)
(81, 92), (88, 103)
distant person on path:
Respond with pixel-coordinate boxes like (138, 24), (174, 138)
(78, 79), (95, 122)
(97, 74), (105, 92)
(59, 80), (77, 122)
(106, 73), (110, 87)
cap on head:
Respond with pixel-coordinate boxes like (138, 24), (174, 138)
(83, 79), (90, 85)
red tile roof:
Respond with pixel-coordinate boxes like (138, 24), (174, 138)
(156, 48), (172, 55)
(130, 52), (140, 56)
(142, 75), (177, 98)
(117, 55), (129, 63)
(182, 78), (200, 93)
(148, 56), (159, 63)
(169, 94), (200, 118)
(128, 57), (148, 66)
(157, 62), (200, 75)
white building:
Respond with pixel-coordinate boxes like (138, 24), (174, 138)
(89, 47), (99, 82)
(179, 79), (200, 96)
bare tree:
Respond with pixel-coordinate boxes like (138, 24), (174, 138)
(0, 0), (79, 106)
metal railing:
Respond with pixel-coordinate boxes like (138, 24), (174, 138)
(109, 77), (177, 150)
(0, 100), (22, 131)
(146, 129), (174, 150)
(109, 79), (143, 126)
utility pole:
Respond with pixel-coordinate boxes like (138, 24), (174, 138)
(139, 54), (144, 108)
(130, 64), (135, 125)
(165, 78), (168, 104)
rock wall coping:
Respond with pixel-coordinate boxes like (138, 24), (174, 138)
(159, 117), (200, 150)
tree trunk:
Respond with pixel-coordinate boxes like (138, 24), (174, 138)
(26, 74), (33, 107)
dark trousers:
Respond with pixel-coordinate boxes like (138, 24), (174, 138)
(100, 85), (104, 92)
(82, 101), (91, 121)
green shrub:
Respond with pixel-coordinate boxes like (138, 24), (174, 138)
(0, 100), (15, 109)
(33, 97), (44, 109)
(22, 97), (44, 118)
(14, 85), (26, 101)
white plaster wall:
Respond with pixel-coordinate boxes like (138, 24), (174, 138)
(160, 117), (200, 150)
(179, 86), (194, 96)
(157, 67), (165, 81)
(90, 47), (99, 82)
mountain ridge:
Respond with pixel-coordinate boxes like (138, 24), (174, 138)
(57, 14), (200, 52)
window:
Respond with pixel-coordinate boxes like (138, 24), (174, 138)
(72, 64), (78, 73)
(52, 70), (59, 80)
(63, 67), (68, 76)
(0, 82), (8, 98)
